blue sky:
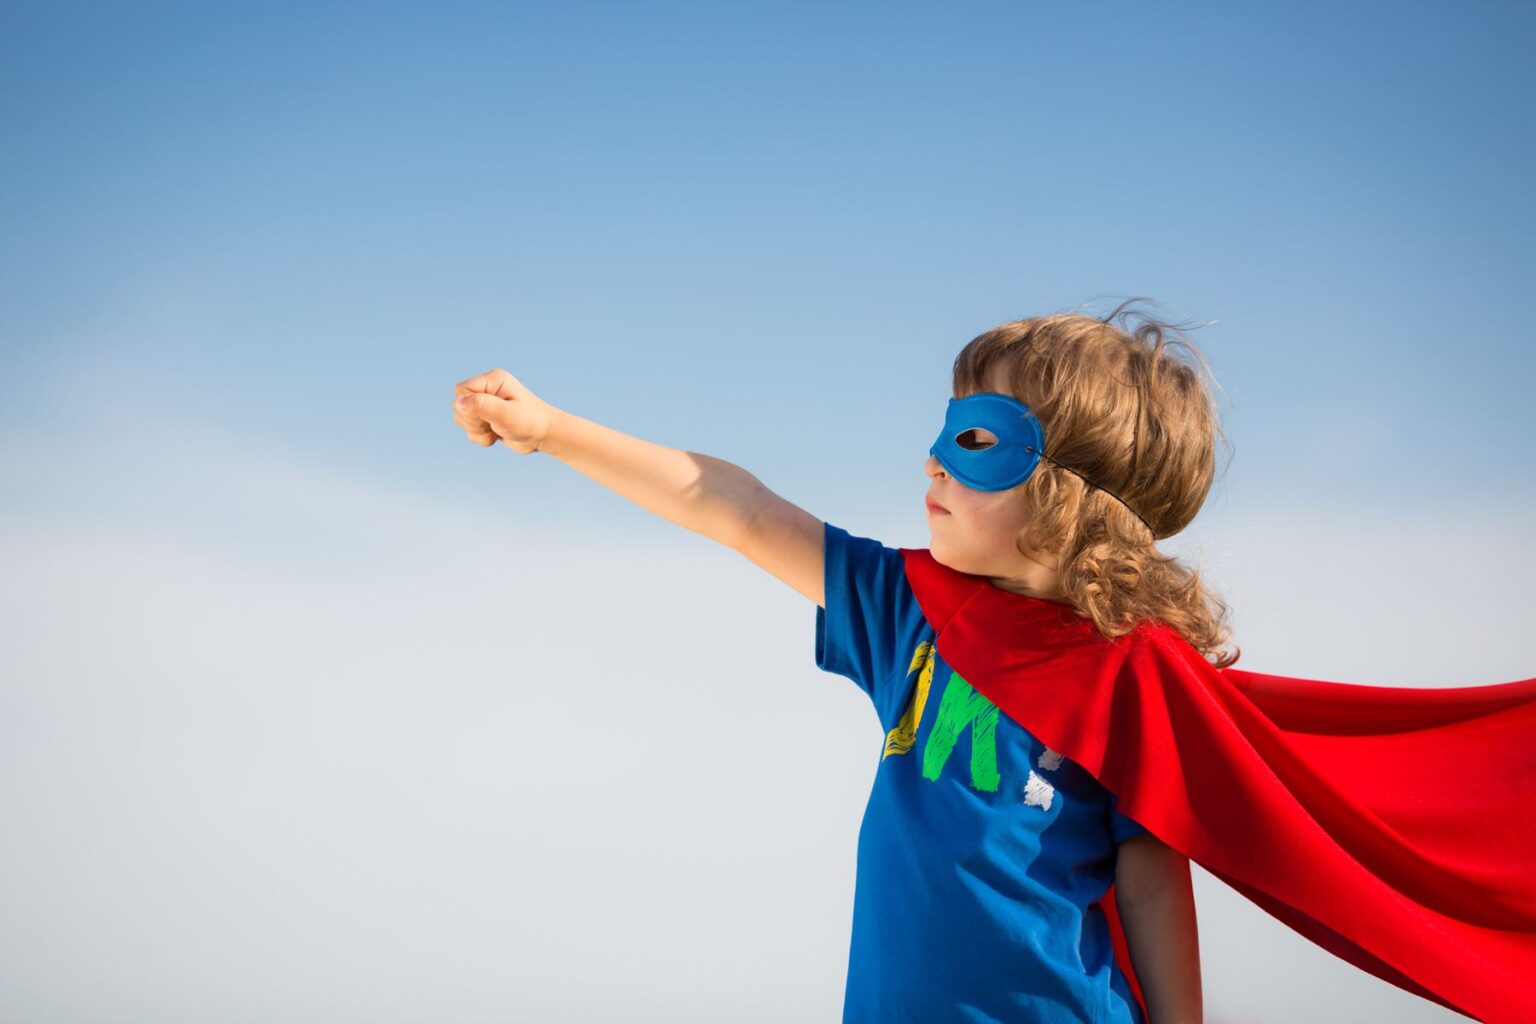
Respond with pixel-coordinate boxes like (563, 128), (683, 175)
(4, 0), (1532, 519)
(1, 3), (1530, 1021)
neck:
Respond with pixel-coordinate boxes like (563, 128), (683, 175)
(985, 553), (1065, 602)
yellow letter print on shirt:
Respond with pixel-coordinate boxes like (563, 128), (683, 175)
(882, 640), (1001, 793)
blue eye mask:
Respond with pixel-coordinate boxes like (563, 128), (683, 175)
(929, 391), (1158, 535)
(929, 392), (1047, 492)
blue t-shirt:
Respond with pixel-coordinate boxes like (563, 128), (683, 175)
(816, 521), (1150, 1024)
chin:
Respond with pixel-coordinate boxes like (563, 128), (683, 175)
(925, 537), (964, 573)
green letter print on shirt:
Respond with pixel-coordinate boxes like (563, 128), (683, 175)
(924, 672), (1001, 792)
(882, 640), (1001, 793)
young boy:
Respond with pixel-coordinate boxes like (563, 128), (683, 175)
(451, 305), (1536, 1024)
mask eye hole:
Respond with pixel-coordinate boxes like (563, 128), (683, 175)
(956, 428), (998, 450)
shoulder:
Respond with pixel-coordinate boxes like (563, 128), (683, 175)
(1114, 619), (1227, 701)
(1126, 617), (1196, 655)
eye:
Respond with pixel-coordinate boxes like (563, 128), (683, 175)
(956, 428), (998, 450)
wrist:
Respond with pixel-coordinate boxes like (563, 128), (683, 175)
(539, 407), (576, 457)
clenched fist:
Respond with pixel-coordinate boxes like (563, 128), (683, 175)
(452, 368), (560, 454)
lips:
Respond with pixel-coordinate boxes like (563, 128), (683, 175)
(926, 496), (949, 515)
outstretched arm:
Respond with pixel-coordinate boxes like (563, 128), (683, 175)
(541, 407), (765, 551)
(546, 408), (825, 604)
(1115, 833), (1204, 1024)
(452, 368), (825, 605)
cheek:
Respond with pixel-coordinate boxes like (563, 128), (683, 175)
(961, 496), (1010, 529)
(962, 497), (1029, 544)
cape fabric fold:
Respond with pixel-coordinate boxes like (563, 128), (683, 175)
(899, 546), (1536, 1024)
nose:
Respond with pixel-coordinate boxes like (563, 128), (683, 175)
(925, 453), (946, 479)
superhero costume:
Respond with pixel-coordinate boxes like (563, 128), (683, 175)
(913, 392), (1536, 1022)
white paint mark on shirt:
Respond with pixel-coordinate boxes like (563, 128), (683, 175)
(1024, 770), (1056, 811)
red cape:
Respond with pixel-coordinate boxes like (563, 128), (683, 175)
(899, 546), (1536, 1024)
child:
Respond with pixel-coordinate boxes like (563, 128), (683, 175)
(452, 301), (1536, 1024)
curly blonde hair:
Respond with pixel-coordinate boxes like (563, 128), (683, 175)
(952, 297), (1240, 668)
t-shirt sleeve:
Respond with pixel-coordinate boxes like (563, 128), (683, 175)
(1110, 792), (1151, 845)
(815, 521), (917, 708)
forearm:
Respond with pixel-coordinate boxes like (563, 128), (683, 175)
(539, 408), (763, 548)
(1117, 877), (1203, 1024)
